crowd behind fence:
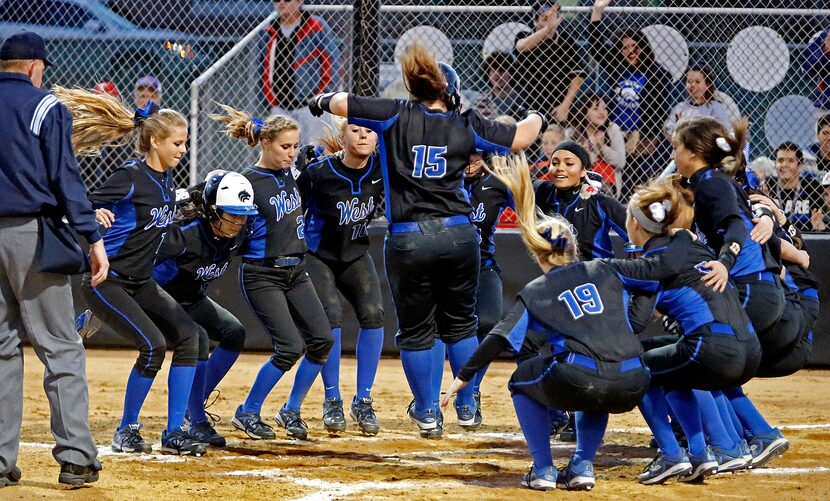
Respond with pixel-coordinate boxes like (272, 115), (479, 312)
(2, 1), (830, 230)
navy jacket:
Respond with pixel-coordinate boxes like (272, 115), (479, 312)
(0, 72), (99, 243)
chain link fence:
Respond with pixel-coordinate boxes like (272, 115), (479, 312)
(3, 1), (830, 228)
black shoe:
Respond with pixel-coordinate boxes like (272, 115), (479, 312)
(322, 398), (347, 433)
(112, 423), (152, 453)
(275, 405), (309, 440)
(58, 462), (99, 486)
(160, 427), (208, 456)
(0, 466), (21, 487)
(232, 405), (276, 440)
(559, 414), (576, 442)
(189, 420), (227, 447)
(350, 396), (381, 436)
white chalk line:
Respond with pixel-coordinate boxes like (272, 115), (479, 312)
(750, 467), (830, 475)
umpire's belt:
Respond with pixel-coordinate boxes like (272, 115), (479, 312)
(388, 215), (470, 234)
(245, 256), (302, 268)
(560, 352), (644, 372)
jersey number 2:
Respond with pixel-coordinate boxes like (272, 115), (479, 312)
(411, 145), (447, 178)
(558, 283), (604, 320)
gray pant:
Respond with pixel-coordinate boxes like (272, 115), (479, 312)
(0, 217), (97, 473)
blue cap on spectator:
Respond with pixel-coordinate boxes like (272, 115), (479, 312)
(135, 75), (162, 93)
(0, 31), (52, 67)
(532, 0), (556, 19)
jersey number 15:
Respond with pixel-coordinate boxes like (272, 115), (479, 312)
(558, 283), (604, 320)
(411, 145), (447, 178)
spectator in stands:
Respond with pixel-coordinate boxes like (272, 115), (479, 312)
(810, 172), (830, 231)
(664, 63), (731, 137)
(801, 27), (830, 117)
(262, 0), (342, 143)
(93, 81), (119, 98)
(514, 1), (586, 124)
(770, 141), (824, 232)
(474, 52), (523, 120)
(810, 114), (830, 173)
(134, 75), (161, 109)
(748, 156), (776, 195)
(589, 0), (672, 197)
(570, 92), (625, 197)
(530, 125), (565, 180)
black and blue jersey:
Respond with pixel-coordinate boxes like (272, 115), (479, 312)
(297, 154), (383, 263)
(90, 159), (175, 280)
(533, 181), (628, 260)
(689, 166), (778, 278)
(347, 96), (516, 223)
(464, 173), (512, 267)
(242, 166), (306, 260)
(153, 217), (246, 305)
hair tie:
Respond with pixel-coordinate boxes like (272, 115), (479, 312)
(540, 227), (569, 250)
(715, 136), (731, 152)
(133, 100), (160, 126)
(251, 118), (264, 134)
(647, 199), (672, 223)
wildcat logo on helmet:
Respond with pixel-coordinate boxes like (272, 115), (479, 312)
(238, 190), (252, 203)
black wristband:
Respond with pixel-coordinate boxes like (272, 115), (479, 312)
(524, 109), (549, 135)
(718, 241), (740, 271)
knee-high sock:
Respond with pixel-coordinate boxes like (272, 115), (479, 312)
(286, 358), (324, 412)
(513, 394), (553, 468)
(665, 389), (706, 457)
(320, 327), (342, 401)
(203, 347), (240, 398)
(639, 387), (683, 459)
(472, 363), (489, 396)
(711, 390), (744, 444)
(573, 411), (608, 464)
(241, 361), (285, 414)
(400, 347), (436, 413)
(719, 390), (748, 440)
(723, 386), (774, 436)
(120, 367), (155, 429)
(429, 340), (445, 411)
(167, 365), (197, 432)
(187, 360), (208, 424)
(355, 327), (384, 400)
(446, 336), (479, 408)
(693, 390), (737, 450)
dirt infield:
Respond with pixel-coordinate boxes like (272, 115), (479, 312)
(6, 348), (830, 500)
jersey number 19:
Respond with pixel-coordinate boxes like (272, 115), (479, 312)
(558, 283), (604, 320)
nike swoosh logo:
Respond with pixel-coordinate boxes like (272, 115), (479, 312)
(482, 186), (493, 191)
(372, 179), (382, 184)
(575, 208), (584, 212)
(230, 245), (238, 250)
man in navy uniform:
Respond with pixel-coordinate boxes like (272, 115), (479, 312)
(0, 31), (108, 487)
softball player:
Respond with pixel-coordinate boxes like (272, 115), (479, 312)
(443, 154), (650, 491)
(152, 171), (257, 447)
(308, 42), (545, 438)
(211, 106), (332, 441)
(54, 88), (206, 456)
(296, 118), (385, 435)
(672, 117), (790, 467)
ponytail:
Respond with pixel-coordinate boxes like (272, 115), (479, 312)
(401, 42), (447, 104)
(628, 175), (686, 236)
(210, 104), (299, 147)
(673, 116), (749, 176)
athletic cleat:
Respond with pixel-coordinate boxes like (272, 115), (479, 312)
(58, 461), (101, 486)
(455, 400), (481, 430)
(472, 391), (484, 427)
(231, 406), (276, 440)
(557, 459), (595, 491)
(740, 439), (753, 468)
(406, 400), (442, 439)
(75, 309), (103, 339)
(275, 405), (309, 440)
(350, 397), (381, 436)
(322, 398), (347, 433)
(638, 450), (693, 485)
(111, 423), (152, 453)
(160, 427), (207, 456)
(0, 466), (21, 488)
(712, 444), (751, 473)
(679, 447), (718, 483)
(549, 409), (569, 438)
(749, 428), (789, 469)
(522, 464), (558, 491)
(189, 420), (226, 447)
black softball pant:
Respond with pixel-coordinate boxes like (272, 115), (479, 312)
(384, 221), (480, 351)
(181, 296), (246, 361)
(476, 266), (503, 338)
(642, 325), (761, 391)
(239, 260), (333, 371)
(757, 294), (818, 378)
(508, 352), (650, 414)
(82, 274), (198, 377)
(734, 274), (789, 360)
(304, 251), (384, 329)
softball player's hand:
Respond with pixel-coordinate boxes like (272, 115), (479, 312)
(700, 260), (729, 293)
(95, 208), (115, 229)
(88, 240), (110, 287)
(441, 377), (469, 409)
(750, 214), (774, 244)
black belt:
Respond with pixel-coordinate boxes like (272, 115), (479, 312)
(245, 256), (303, 268)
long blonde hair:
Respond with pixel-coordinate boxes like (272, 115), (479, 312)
(488, 153), (578, 268)
(53, 86), (186, 156)
(210, 103), (299, 146)
(317, 115), (348, 154)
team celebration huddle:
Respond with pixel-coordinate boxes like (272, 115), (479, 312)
(0, 0), (827, 497)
